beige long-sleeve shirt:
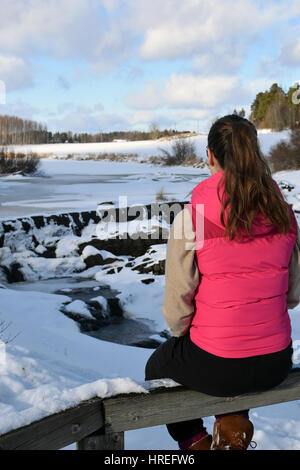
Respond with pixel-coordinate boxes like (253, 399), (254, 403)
(162, 207), (300, 337)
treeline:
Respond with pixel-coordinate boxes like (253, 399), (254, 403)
(0, 114), (189, 145)
(0, 115), (48, 145)
(250, 83), (300, 131)
(50, 128), (190, 144)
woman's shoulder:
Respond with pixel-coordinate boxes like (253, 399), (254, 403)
(192, 171), (224, 200)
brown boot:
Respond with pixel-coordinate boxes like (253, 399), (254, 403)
(211, 414), (254, 450)
(189, 434), (212, 450)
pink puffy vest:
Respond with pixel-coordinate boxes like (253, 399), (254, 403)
(189, 170), (298, 358)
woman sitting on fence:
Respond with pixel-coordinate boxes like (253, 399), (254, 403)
(145, 114), (300, 450)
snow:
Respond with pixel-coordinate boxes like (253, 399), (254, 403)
(0, 132), (299, 450)
(64, 300), (95, 319)
(0, 283), (299, 449)
(56, 237), (80, 258)
(0, 288), (152, 435)
(95, 266), (166, 329)
(9, 130), (290, 160)
(81, 245), (101, 260)
(0, 130), (290, 219)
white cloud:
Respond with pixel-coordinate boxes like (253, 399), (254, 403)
(136, 0), (296, 66)
(126, 74), (240, 110)
(0, 0), (296, 71)
(163, 74), (239, 108)
(125, 74), (280, 130)
(0, 0), (135, 73)
(0, 0), (98, 57)
(0, 55), (33, 91)
(0, 0), (299, 83)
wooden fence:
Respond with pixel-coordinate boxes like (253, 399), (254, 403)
(0, 368), (299, 450)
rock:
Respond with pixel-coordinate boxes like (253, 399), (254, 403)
(1, 222), (15, 233)
(278, 180), (295, 192)
(97, 201), (114, 206)
(78, 227), (170, 258)
(31, 235), (40, 248)
(21, 220), (32, 233)
(106, 268), (115, 274)
(101, 256), (120, 265)
(60, 308), (106, 331)
(39, 245), (57, 258)
(32, 215), (45, 229)
(133, 259), (165, 275)
(81, 245), (104, 268)
(141, 278), (155, 284)
(84, 253), (104, 268)
(60, 293), (124, 331)
(10, 262), (24, 282)
(1, 262), (24, 283)
(107, 298), (123, 317)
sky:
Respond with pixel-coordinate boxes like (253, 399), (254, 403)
(0, 0), (300, 134)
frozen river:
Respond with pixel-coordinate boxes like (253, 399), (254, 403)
(0, 160), (208, 218)
(0, 130), (290, 219)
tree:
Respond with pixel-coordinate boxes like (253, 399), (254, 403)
(233, 108), (246, 118)
(149, 122), (160, 140)
(250, 83), (290, 130)
(159, 138), (197, 166)
(0, 115), (49, 145)
(268, 128), (300, 171)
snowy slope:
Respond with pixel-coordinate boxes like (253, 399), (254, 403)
(9, 130), (290, 159)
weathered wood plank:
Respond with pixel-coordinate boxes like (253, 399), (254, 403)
(0, 398), (104, 450)
(0, 369), (299, 450)
(77, 430), (124, 450)
(103, 369), (300, 433)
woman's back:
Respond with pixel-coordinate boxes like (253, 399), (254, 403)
(189, 170), (298, 358)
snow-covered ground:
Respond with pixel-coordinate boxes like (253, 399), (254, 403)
(9, 129), (290, 159)
(0, 131), (299, 450)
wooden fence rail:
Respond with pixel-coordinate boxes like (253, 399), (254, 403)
(0, 368), (299, 450)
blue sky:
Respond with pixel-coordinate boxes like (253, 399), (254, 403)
(1, 0), (300, 134)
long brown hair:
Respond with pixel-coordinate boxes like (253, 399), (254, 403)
(207, 114), (292, 240)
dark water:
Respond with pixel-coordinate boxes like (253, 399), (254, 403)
(11, 276), (166, 349)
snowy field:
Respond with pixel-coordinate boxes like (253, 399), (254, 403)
(9, 129), (290, 159)
(0, 131), (300, 450)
